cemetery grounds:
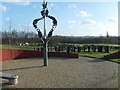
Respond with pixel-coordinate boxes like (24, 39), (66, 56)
(0, 44), (119, 88)
(1, 44), (119, 63)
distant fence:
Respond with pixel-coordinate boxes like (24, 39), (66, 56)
(0, 49), (79, 61)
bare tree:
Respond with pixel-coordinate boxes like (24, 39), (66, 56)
(11, 29), (18, 45)
(8, 18), (12, 45)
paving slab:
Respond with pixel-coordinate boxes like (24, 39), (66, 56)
(1, 57), (119, 88)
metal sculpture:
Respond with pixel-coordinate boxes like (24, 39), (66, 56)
(33, 0), (57, 66)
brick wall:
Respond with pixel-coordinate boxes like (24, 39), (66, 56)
(0, 49), (79, 61)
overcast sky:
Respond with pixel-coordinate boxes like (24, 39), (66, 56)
(0, 0), (118, 36)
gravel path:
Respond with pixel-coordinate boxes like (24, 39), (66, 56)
(1, 57), (118, 88)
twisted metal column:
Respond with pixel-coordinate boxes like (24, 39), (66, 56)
(33, 0), (57, 66)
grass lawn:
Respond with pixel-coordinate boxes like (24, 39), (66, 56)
(111, 59), (120, 64)
(78, 49), (119, 64)
(68, 44), (120, 47)
(1, 44), (42, 50)
(79, 52), (109, 59)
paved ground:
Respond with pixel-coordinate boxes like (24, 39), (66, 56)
(1, 57), (119, 88)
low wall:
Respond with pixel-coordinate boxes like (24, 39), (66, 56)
(0, 49), (79, 61)
(103, 51), (120, 60)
